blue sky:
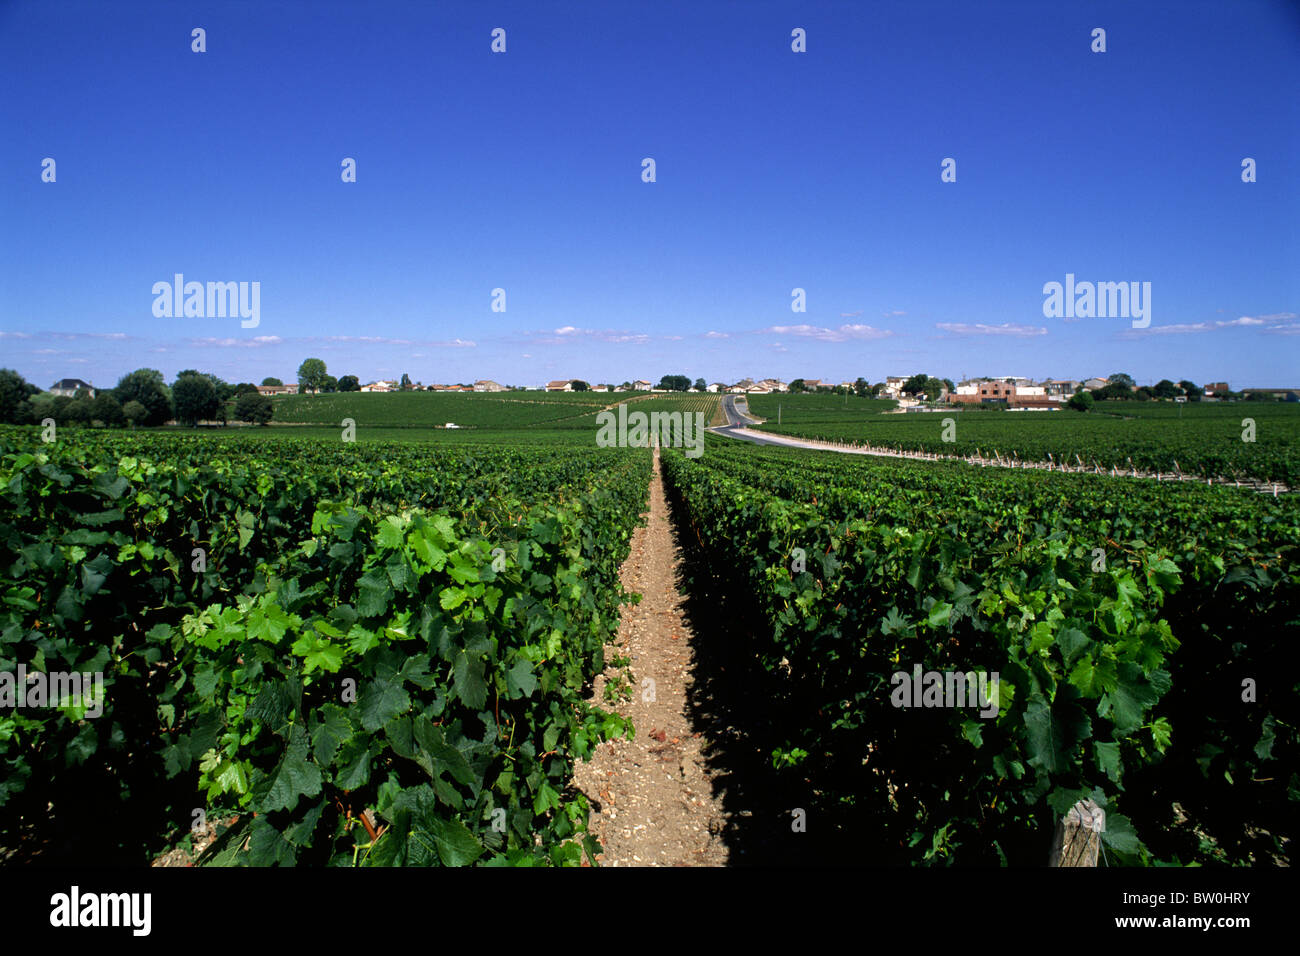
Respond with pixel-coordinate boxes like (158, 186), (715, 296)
(2, 0), (1296, 390)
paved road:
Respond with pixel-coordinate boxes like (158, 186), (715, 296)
(709, 394), (791, 446)
(711, 394), (849, 450)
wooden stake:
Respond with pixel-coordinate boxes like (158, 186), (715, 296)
(1049, 799), (1105, 866)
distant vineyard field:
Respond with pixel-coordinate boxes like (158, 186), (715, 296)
(273, 390), (621, 429)
(743, 395), (1300, 484)
(271, 391), (721, 434)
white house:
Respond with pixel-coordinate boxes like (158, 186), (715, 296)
(1042, 380), (1080, 399)
(49, 378), (95, 398)
(361, 380), (397, 393)
(632, 380), (652, 391)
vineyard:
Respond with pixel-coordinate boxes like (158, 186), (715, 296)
(0, 429), (649, 865)
(744, 395), (1300, 485)
(270, 390), (722, 434)
(661, 441), (1298, 865)
(2, 419), (1296, 867)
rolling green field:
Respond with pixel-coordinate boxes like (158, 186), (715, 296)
(268, 390), (722, 436)
(743, 394), (1300, 484)
(273, 390), (620, 430)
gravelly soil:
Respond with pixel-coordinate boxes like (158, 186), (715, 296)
(572, 449), (730, 866)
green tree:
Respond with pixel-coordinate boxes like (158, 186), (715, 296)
(1178, 379), (1198, 395)
(656, 374), (690, 391)
(297, 358), (328, 393)
(172, 372), (221, 426)
(1152, 379), (1179, 399)
(235, 391), (274, 425)
(1067, 391), (1094, 412)
(320, 374), (338, 393)
(233, 382), (260, 396)
(0, 368), (38, 423)
(788, 378), (808, 393)
(64, 397), (94, 424)
(1108, 372), (1136, 389)
(91, 392), (125, 427)
(261, 377), (283, 387)
(337, 375), (360, 392)
(571, 380), (590, 392)
(10, 399), (37, 425)
(901, 373), (930, 396)
(113, 369), (172, 426)
(1094, 382), (1134, 401)
(122, 400), (148, 427)
(693, 378), (707, 391)
(28, 393), (58, 424)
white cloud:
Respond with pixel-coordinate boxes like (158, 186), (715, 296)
(529, 327), (648, 345)
(49, 331), (129, 341)
(1123, 313), (1298, 337)
(323, 335), (413, 346)
(936, 323), (1046, 337)
(1120, 323), (1214, 336)
(190, 335), (284, 348)
(761, 324), (893, 342)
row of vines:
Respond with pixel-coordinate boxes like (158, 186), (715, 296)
(662, 441), (1298, 865)
(0, 429), (649, 865)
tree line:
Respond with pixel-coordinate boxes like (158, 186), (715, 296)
(0, 368), (276, 428)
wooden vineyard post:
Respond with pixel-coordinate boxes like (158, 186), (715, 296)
(1049, 799), (1105, 866)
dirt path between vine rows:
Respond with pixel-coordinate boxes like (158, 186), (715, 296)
(572, 449), (730, 866)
